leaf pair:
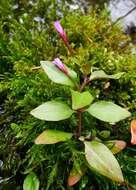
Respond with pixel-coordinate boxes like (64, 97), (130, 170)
(31, 100), (131, 123)
(34, 130), (125, 185)
(41, 61), (124, 87)
(35, 61), (130, 123)
(72, 91), (130, 123)
(30, 90), (94, 121)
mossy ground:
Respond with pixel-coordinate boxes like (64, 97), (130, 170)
(0, 1), (136, 189)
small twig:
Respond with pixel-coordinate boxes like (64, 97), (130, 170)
(31, 66), (41, 71)
(112, 7), (136, 27)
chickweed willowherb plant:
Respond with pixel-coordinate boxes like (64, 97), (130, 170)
(25, 20), (131, 189)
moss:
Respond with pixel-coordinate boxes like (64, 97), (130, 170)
(0, 2), (136, 190)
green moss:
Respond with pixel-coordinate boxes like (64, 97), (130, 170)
(0, 2), (136, 190)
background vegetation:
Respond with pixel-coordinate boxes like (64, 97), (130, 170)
(0, 0), (136, 189)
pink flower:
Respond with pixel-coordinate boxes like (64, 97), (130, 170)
(53, 58), (68, 74)
(54, 21), (68, 44)
(131, 120), (136, 145)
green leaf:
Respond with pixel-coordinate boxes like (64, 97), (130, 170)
(84, 141), (124, 182)
(99, 130), (111, 139)
(31, 101), (74, 121)
(23, 172), (39, 190)
(105, 140), (126, 154)
(87, 101), (131, 123)
(68, 165), (83, 186)
(90, 70), (124, 81)
(71, 90), (94, 110)
(41, 61), (77, 87)
(35, 130), (73, 144)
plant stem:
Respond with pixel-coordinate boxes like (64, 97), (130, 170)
(123, 180), (132, 190)
(76, 76), (90, 138)
(66, 42), (74, 55)
(76, 110), (82, 138)
(80, 76), (89, 92)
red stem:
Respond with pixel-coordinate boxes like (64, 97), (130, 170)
(66, 42), (74, 55)
(76, 76), (90, 138)
(80, 77), (90, 92)
(76, 110), (82, 138)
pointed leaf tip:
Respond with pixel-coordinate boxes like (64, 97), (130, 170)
(84, 141), (124, 183)
(105, 140), (126, 154)
(68, 167), (83, 186)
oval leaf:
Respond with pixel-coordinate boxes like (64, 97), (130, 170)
(90, 70), (124, 81)
(23, 172), (39, 190)
(105, 140), (126, 154)
(35, 130), (73, 144)
(72, 90), (94, 110)
(68, 166), (83, 186)
(84, 141), (124, 182)
(41, 61), (77, 87)
(31, 101), (74, 121)
(87, 101), (131, 123)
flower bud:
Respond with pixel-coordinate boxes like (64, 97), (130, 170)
(54, 21), (68, 44)
(53, 58), (68, 74)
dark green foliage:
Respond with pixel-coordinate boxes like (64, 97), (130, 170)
(0, 1), (136, 189)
